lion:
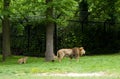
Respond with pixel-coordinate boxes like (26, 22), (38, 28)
(17, 57), (28, 64)
(57, 47), (85, 62)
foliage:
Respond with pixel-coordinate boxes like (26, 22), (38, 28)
(53, 0), (78, 26)
(11, 23), (46, 56)
(57, 24), (83, 49)
(88, 0), (118, 22)
(8, 0), (77, 26)
(0, 0), (120, 56)
(57, 21), (120, 54)
(0, 0), (2, 14)
(10, 0), (46, 17)
(0, 24), (1, 33)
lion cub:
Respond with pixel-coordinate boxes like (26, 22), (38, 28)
(17, 57), (28, 64)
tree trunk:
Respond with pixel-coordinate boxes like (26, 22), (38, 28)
(2, 0), (11, 61)
(45, 23), (55, 61)
(45, 0), (55, 61)
(79, 0), (88, 46)
(79, 0), (89, 23)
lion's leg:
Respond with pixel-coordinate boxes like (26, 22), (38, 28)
(23, 59), (26, 64)
(58, 53), (64, 62)
(75, 55), (79, 62)
(58, 56), (63, 62)
(69, 55), (73, 59)
(57, 56), (61, 62)
(58, 58), (62, 62)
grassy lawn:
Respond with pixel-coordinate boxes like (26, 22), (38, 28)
(0, 53), (120, 79)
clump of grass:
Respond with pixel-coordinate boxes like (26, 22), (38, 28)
(31, 67), (40, 73)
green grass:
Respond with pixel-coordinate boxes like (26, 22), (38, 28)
(0, 54), (120, 79)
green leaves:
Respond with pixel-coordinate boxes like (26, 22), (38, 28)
(1, 0), (78, 27)
(53, 0), (78, 26)
(88, 0), (118, 22)
(1, 0), (120, 25)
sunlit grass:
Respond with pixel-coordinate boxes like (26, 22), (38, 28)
(0, 53), (120, 79)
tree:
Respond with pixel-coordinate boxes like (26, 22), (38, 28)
(2, 0), (11, 61)
(79, 0), (89, 22)
(45, 0), (55, 61)
(0, 0), (77, 59)
(44, 0), (77, 61)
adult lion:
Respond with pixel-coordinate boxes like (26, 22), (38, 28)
(57, 47), (85, 62)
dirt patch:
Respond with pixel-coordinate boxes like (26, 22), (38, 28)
(35, 72), (106, 77)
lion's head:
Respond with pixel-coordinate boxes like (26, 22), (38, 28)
(79, 47), (85, 55)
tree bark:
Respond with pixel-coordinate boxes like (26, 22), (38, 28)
(45, 22), (55, 61)
(45, 0), (55, 61)
(2, 0), (11, 61)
